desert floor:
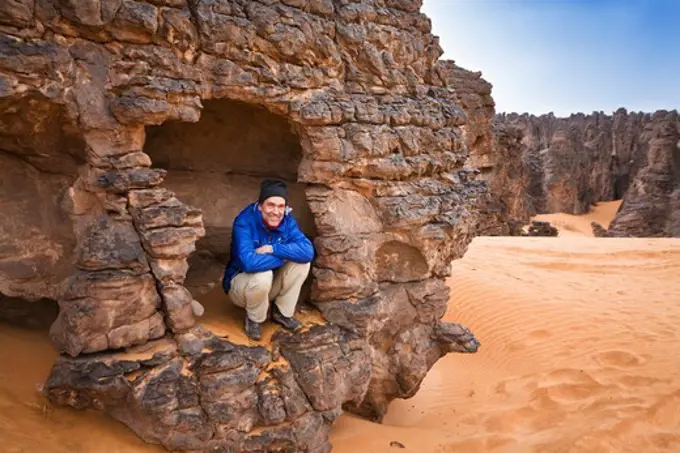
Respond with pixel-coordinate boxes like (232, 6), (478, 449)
(3, 200), (680, 453)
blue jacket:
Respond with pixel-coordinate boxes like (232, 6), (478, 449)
(222, 202), (315, 292)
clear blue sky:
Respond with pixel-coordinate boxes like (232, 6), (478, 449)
(422, 0), (680, 116)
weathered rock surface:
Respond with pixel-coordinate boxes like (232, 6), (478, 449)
(608, 110), (680, 237)
(432, 63), (679, 238)
(522, 220), (558, 237)
(1, 1), (482, 451)
(435, 62), (495, 172)
(495, 109), (679, 219)
(0, 95), (83, 301)
(591, 222), (609, 237)
(436, 62), (530, 235)
(46, 326), (367, 453)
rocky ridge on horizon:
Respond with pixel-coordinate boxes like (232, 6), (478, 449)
(439, 59), (679, 237)
(496, 108), (679, 237)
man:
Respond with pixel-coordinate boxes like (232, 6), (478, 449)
(222, 179), (314, 340)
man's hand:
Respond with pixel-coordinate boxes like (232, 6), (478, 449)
(255, 245), (273, 255)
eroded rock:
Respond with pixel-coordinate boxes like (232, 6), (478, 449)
(523, 220), (559, 237)
(1, 1), (483, 451)
(608, 111), (680, 237)
(435, 62), (532, 236)
(443, 74), (680, 237)
(494, 108), (679, 221)
(591, 221), (609, 237)
(45, 326), (365, 453)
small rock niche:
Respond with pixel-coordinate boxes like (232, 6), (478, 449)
(143, 99), (317, 296)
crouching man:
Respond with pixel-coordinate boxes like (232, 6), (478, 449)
(222, 179), (314, 340)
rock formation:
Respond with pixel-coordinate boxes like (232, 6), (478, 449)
(435, 62), (531, 235)
(523, 220), (558, 237)
(0, 1), (482, 451)
(591, 222), (609, 237)
(495, 109), (676, 216)
(429, 62), (679, 238)
(492, 109), (680, 237)
(608, 110), (680, 237)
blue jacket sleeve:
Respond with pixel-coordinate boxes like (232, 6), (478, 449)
(272, 217), (315, 263)
(233, 216), (285, 273)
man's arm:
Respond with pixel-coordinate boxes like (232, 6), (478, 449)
(272, 217), (315, 263)
(233, 217), (284, 272)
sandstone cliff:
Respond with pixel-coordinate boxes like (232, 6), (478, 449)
(495, 109), (675, 215)
(0, 1), (481, 451)
(432, 60), (680, 238)
(608, 110), (680, 237)
(435, 62), (531, 235)
(492, 109), (679, 236)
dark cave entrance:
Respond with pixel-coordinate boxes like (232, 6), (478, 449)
(0, 296), (59, 330)
(143, 99), (317, 309)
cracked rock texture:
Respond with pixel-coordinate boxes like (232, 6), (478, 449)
(495, 108), (679, 221)
(437, 62), (531, 235)
(1, 1), (482, 451)
(436, 62), (679, 238)
(607, 110), (680, 237)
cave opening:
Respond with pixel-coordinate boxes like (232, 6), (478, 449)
(0, 296), (59, 330)
(0, 94), (85, 332)
(143, 99), (317, 327)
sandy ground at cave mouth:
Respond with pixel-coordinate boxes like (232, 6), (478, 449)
(3, 200), (680, 452)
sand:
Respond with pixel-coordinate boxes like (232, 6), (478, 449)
(531, 200), (623, 237)
(2, 200), (680, 452)
(0, 326), (162, 453)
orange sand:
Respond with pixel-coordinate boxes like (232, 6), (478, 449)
(532, 200), (623, 236)
(3, 199), (680, 452)
(0, 326), (162, 453)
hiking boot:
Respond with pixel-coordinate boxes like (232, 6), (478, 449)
(244, 316), (262, 341)
(272, 305), (302, 332)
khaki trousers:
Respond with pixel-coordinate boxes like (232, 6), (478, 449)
(228, 261), (311, 323)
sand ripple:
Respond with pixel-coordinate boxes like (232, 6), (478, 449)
(331, 204), (680, 452)
(2, 201), (679, 452)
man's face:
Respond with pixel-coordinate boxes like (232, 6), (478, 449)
(258, 196), (286, 229)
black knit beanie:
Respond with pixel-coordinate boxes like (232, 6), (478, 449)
(258, 179), (289, 205)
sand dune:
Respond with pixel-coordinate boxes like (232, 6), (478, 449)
(2, 200), (680, 452)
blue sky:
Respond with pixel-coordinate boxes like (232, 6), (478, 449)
(422, 0), (680, 116)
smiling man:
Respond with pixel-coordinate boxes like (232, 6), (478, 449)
(222, 179), (314, 340)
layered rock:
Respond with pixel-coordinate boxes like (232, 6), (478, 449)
(0, 93), (83, 302)
(429, 62), (679, 238)
(495, 109), (673, 216)
(608, 110), (680, 237)
(434, 61), (495, 172)
(435, 62), (531, 235)
(46, 326), (368, 453)
(1, 1), (482, 451)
